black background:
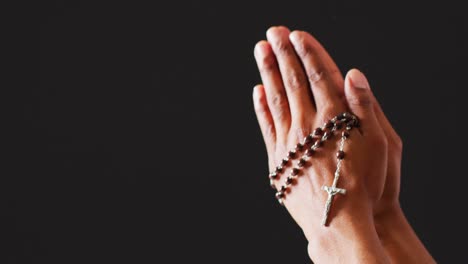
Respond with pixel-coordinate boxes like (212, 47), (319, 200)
(5, 0), (468, 263)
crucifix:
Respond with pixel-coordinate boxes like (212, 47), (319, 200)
(321, 172), (346, 226)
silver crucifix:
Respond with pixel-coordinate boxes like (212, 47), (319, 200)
(321, 184), (346, 226)
(320, 134), (348, 226)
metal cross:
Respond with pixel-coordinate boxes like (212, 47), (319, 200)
(321, 175), (346, 226)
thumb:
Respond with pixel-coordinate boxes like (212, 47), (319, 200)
(344, 69), (380, 136)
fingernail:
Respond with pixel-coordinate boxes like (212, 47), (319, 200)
(350, 70), (369, 89)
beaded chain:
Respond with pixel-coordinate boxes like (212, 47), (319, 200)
(268, 112), (359, 207)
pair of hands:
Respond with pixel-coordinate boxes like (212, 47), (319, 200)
(252, 26), (435, 263)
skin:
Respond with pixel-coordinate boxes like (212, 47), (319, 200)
(253, 26), (436, 263)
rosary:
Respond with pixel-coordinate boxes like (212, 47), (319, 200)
(268, 112), (359, 226)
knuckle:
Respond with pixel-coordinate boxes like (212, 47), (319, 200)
(270, 94), (289, 119)
(308, 69), (324, 84)
(272, 93), (288, 108)
(286, 72), (305, 91)
(308, 68), (341, 85)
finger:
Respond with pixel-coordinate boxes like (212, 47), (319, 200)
(289, 31), (346, 119)
(266, 26), (315, 125)
(253, 84), (276, 158)
(343, 69), (382, 138)
(371, 92), (403, 148)
(254, 40), (291, 137)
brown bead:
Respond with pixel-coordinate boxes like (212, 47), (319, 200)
(291, 168), (299, 176)
(304, 134), (313, 144)
(341, 114), (352, 122)
(288, 150), (296, 159)
(280, 186), (288, 193)
(337, 150), (345, 160)
(305, 148), (315, 157)
(298, 158), (306, 167)
(323, 131), (333, 140)
(314, 128), (323, 136)
(269, 172), (278, 179)
(286, 176), (295, 185)
(281, 158), (289, 166)
(342, 131), (350, 139)
(295, 143), (304, 151)
(314, 140), (323, 148)
(275, 166), (283, 173)
(276, 191), (285, 199)
(347, 119), (358, 128)
(334, 120), (343, 130)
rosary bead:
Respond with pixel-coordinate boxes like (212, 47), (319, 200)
(291, 168), (299, 176)
(305, 148), (315, 156)
(298, 158), (306, 167)
(334, 120), (343, 130)
(270, 113), (360, 206)
(322, 121), (333, 129)
(295, 143), (304, 151)
(341, 114), (352, 123)
(342, 131), (350, 139)
(337, 150), (345, 160)
(276, 191), (285, 199)
(314, 140), (323, 148)
(314, 128), (323, 136)
(288, 150), (296, 159)
(269, 172), (278, 179)
(347, 118), (359, 128)
(275, 166), (283, 173)
(304, 134), (314, 144)
(286, 176), (295, 185)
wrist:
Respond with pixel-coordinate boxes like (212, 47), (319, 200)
(306, 205), (389, 263)
(374, 203), (436, 263)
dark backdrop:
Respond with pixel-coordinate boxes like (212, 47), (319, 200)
(6, 0), (468, 263)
